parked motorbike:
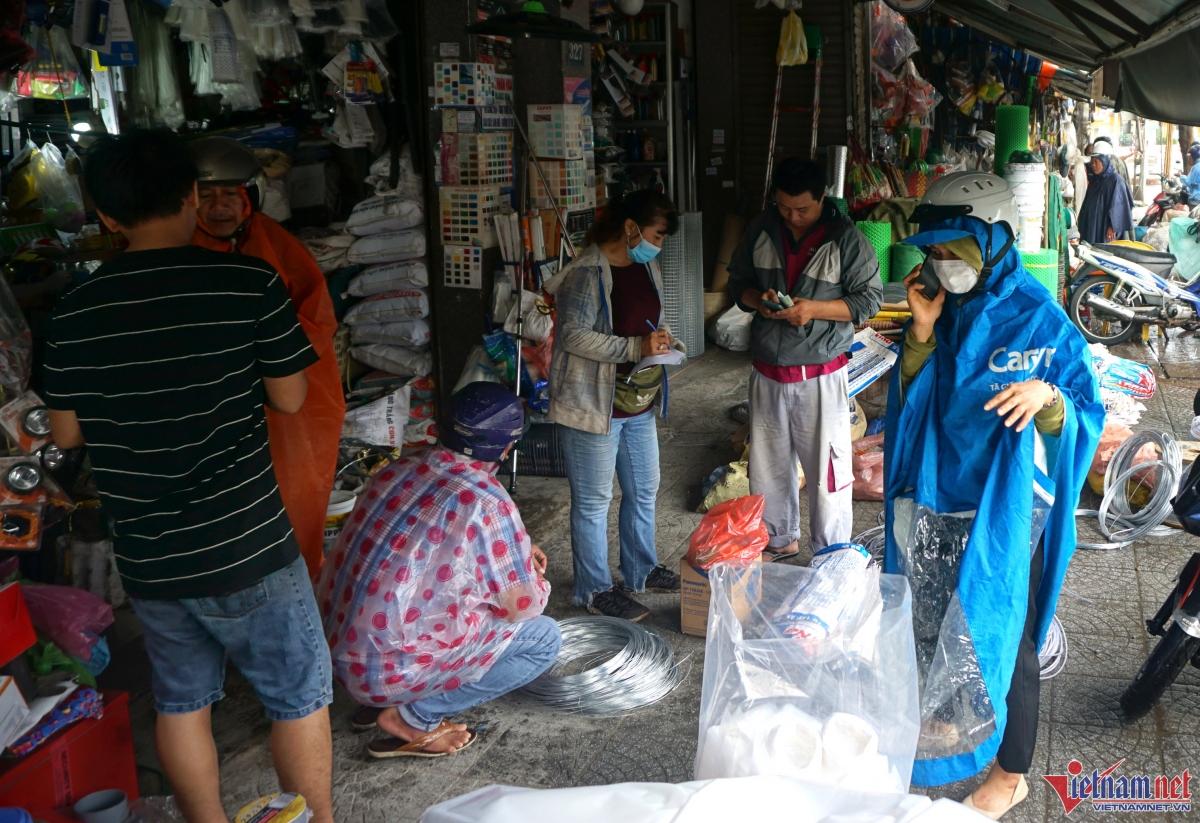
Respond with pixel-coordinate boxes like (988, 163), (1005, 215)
(1121, 460), (1200, 718)
(1066, 241), (1198, 344)
(1138, 175), (1187, 227)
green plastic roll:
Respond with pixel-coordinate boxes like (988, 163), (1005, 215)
(891, 243), (926, 283)
(829, 197), (847, 215)
(994, 105), (1031, 174)
(857, 221), (892, 283)
(1020, 248), (1059, 299)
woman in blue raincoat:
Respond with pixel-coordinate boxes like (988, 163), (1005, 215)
(884, 173), (1104, 818)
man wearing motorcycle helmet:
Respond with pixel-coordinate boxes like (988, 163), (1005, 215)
(884, 172), (1104, 816)
(191, 136), (344, 578)
(316, 383), (560, 758)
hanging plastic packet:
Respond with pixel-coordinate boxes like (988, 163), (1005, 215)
(17, 27), (89, 100)
(975, 61), (1006, 105)
(776, 10), (808, 67)
(771, 543), (871, 641)
(344, 42), (384, 105)
(30, 142), (86, 234)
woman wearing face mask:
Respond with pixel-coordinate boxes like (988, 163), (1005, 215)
(883, 173), (1104, 817)
(544, 189), (683, 621)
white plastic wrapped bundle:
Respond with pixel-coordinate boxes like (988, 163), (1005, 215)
(350, 344), (432, 378)
(349, 318), (430, 348)
(347, 260), (429, 296)
(343, 289), (430, 323)
(347, 228), (426, 264)
(771, 543), (871, 641)
(124, 0), (186, 129)
(345, 194), (424, 236)
(695, 561), (920, 792)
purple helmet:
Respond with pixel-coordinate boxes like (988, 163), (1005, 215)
(1190, 144), (1200, 162)
(442, 382), (525, 462)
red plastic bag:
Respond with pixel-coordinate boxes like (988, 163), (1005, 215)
(686, 494), (769, 570)
(20, 583), (113, 662)
(852, 434), (885, 501)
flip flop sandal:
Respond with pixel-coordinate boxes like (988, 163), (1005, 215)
(351, 707), (382, 731)
(761, 547), (801, 563)
(366, 719), (481, 759)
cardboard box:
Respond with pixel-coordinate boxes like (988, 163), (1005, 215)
(680, 558), (761, 637)
(0, 676), (29, 750)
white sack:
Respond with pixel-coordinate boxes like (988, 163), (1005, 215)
(343, 289), (430, 324)
(708, 305), (754, 352)
(350, 319), (431, 348)
(348, 260), (429, 296)
(345, 193), (425, 236)
(347, 228), (426, 264)
(341, 385), (411, 447)
(350, 344), (432, 378)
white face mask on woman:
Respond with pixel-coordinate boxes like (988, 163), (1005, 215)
(926, 257), (980, 294)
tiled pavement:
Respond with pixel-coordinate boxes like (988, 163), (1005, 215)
(106, 336), (1200, 822)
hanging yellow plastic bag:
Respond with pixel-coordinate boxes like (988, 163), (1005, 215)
(776, 11), (808, 67)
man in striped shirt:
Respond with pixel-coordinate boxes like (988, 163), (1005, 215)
(44, 130), (335, 823)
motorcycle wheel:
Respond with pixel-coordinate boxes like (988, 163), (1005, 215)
(1068, 274), (1143, 345)
(1139, 212), (1157, 227)
(1120, 623), (1200, 719)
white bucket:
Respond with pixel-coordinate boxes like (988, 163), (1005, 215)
(323, 490), (358, 555)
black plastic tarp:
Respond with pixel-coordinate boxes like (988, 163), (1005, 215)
(1116, 24), (1200, 125)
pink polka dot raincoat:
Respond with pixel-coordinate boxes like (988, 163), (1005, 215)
(315, 448), (550, 705)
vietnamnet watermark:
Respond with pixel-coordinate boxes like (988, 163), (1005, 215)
(1044, 759), (1191, 813)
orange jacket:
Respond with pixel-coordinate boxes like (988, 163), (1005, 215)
(194, 211), (344, 577)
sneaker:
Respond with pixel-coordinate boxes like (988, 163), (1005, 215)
(643, 563), (681, 593)
(588, 588), (651, 622)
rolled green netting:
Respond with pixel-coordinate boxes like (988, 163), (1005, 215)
(857, 221), (892, 283)
(891, 243), (926, 283)
(1020, 248), (1059, 299)
(830, 197), (847, 215)
(993, 105), (1031, 174)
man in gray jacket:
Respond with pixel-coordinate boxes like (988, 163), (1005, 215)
(728, 157), (883, 560)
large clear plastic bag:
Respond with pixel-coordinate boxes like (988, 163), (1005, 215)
(17, 27), (88, 100)
(695, 561), (920, 792)
(870, 1), (918, 72)
(891, 493), (1050, 764)
(124, 1), (185, 129)
(31, 142), (85, 233)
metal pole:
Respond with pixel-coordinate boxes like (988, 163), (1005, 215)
(762, 65), (784, 210)
(665, 1), (675, 203)
(512, 115), (577, 258)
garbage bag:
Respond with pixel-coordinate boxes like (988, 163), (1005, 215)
(695, 561), (920, 792)
(685, 495), (769, 570)
(20, 583), (114, 663)
(852, 434), (885, 501)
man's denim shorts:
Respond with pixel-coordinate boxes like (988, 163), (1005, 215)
(131, 555), (333, 722)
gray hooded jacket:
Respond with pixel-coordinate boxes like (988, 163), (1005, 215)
(545, 245), (677, 435)
(727, 201), (883, 367)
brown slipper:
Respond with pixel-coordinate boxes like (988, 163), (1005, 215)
(366, 719), (480, 759)
(351, 707), (383, 731)
(761, 547), (801, 563)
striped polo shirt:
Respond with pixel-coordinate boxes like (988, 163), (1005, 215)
(43, 246), (319, 599)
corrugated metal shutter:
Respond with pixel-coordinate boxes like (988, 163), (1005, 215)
(736, 0), (850, 202)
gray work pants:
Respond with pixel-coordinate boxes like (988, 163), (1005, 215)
(748, 368), (854, 551)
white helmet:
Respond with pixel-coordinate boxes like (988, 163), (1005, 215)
(617, 0), (644, 14)
(909, 171), (1019, 230)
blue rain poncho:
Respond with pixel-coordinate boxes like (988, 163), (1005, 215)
(883, 216), (1104, 786)
(1078, 155), (1134, 243)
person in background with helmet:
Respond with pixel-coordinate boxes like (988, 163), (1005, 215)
(1077, 142), (1134, 244)
(316, 382), (560, 759)
(1182, 144), (1200, 204)
(191, 137), (344, 578)
(726, 157), (883, 562)
(884, 172), (1104, 816)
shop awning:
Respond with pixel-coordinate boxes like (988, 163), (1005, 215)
(934, 0), (1200, 73)
(1114, 24), (1200, 124)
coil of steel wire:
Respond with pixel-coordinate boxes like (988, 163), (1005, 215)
(1077, 430), (1182, 551)
(518, 616), (683, 714)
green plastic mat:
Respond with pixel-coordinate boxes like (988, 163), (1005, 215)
(857, 221), (892, 283)
(829, 197), (847, 215)
(891, 243), (926, 283)
(994, 105), (1031, 174)
(1020, 247), (1058, 299)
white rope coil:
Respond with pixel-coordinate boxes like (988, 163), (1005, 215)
(1038, 614), (1068, 680)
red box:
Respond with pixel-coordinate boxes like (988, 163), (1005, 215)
(0, 691), (138, 812)
(0, 582), (37, 667)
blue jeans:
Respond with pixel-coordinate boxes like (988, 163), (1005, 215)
(560, 411), (661, 604)
(399, 616), (561, 731)
(132, 555), (333, 722)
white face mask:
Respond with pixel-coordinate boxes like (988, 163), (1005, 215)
(927, 258), (980, 294)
